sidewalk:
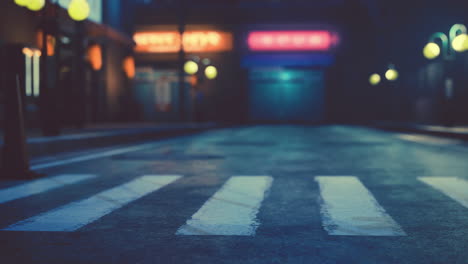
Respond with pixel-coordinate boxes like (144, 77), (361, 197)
(373, 122), (468, 140)
(0, 123), (218, 158)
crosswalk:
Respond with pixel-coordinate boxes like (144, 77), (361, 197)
(316, 176), (406, 236)
(4, 175), (181, 232)
(0, 174), (467, 236)
(176, 176), (273, 236)
(0, 174), (96, 204)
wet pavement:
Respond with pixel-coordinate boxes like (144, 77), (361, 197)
(1, 125), (468, 264)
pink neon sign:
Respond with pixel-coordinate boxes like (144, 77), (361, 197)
(248, 31), (335, 51)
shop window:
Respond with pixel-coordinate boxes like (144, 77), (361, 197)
(22, 48), (41, 98)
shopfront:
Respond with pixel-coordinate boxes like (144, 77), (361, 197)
(133, 26), (235, 122)
(242, 28), (339, 123)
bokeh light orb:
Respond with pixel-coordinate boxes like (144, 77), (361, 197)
(452, 34), (467, 52)
(68, 0), (90, 21)
(184, 61), (199, 75)
(423, 42), (440, 60)
(385, 69), (399, 81)
(205, 66), (218, 80)
(15, 0), (31, 7)
(369, 73), (381, 86)
(26, 0), (45, 11)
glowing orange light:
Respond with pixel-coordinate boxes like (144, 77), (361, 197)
(123, 56), (135, 79)
(36, 30), (56, 56)
(87, 44), (103, 71)
(248, 31), (335, 51)
(133, 31), (233, 53)
(22, 47), (34, 57)
(190, 75), (198, 86)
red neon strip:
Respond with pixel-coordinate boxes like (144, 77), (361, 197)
(248, 31), (333, 51)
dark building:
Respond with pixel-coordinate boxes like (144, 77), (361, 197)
(0, 0), (135, 134)
(2, 0), (468, 132)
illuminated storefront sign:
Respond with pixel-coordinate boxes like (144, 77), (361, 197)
(133, 31), (233, 53)
(247, 31), (335, 51)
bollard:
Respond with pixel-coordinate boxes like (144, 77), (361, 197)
(1, 45), (43, 179)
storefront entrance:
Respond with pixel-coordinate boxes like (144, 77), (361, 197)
(249, 68), (325, 122)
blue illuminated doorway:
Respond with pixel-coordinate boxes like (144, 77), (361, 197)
(249, 68), (325, 122)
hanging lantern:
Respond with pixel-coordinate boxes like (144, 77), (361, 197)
(68, 0), (90, 21)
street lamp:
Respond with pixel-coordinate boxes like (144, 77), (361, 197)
(422, 24), (467, 126)
(27, 0), (46, 11)
(15, 0), (90, 135)
(15, 0), (46, 10)
(204, 65), (218, 80)
(68, 0), (91, 21)
(368, 65), (400, 121)
(385, 67), (399, 82)
(184, 60), (199, 75)
(368, 65), (399, 86)
(184, 59), (218, 80)
(14, 0), (31, 7)
(423, 24), (467, 60)
(15, 0), (91, 22)
(15, 0), (45, 10)
(423, 42), (441, 60)
(369, 73), (381, 86)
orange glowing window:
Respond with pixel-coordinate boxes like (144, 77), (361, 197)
(133, 31), (233, 53)
(36, 30), (56, 56)
(123, 56), (136, 79)
(87, 44), (103, 71)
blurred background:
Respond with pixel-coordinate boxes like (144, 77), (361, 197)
(1, 0), (468, 136)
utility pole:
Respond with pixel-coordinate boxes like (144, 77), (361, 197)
(39, 1), (60, 136)
(178, 0), (186, 122)
(71, 21), (86, 128)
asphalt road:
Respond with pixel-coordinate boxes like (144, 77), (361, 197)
(1, 125), (468, 264)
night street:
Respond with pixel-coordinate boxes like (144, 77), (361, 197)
(2, 0), (468, 263)
(1, 126), (467, 263)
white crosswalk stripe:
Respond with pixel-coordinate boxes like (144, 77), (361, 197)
(2, 173), (468, 236)
(176, 176), (273, 236)
(0, 174), (96, 205)
(418, 177), (468, 209)
(3, 175), (182, 232)
(315, 176), (406, 236)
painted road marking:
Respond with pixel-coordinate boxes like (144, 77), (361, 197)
(397, 134), (462, 145)
(419, 177), (468, 209)
(315, 176), (406, 236)
(0, 174), (96, 205)
(176, 176), (273, 236)
(31, 143), (163, 170)
(3, 175), (182, 232)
